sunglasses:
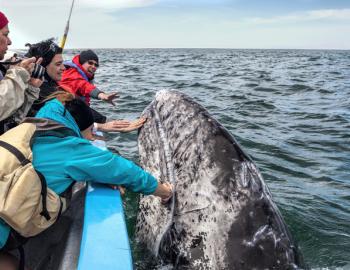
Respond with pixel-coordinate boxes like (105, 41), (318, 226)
(41, 42), (59, 58)
(88, 60), (99, 68)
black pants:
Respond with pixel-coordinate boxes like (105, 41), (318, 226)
(2, 231), (27, 251)
(90, 107), (107, 123)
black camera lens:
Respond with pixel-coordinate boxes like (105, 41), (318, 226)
(31, 64), (45, 79)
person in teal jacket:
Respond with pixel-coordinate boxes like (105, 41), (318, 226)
(0, 91), (172, 262)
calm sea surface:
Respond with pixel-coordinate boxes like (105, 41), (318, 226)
(66, 49), (349, 269)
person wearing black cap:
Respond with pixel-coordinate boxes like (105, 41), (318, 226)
(60, 49), (118, 108)
(59, 49), (111, 125)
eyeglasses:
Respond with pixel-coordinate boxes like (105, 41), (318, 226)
(88, 60), (99, 68)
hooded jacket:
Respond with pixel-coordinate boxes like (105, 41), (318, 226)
(59, 55), (102, 105)
(0, 64), (40, 134)
(0, 98), (158, 248)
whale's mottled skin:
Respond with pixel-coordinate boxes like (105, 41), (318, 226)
(136, 90), (304, 270)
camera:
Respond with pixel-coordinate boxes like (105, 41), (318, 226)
(31, 63), (45, 80)
(1, 52), (46, 80)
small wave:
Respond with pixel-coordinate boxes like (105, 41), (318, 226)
(243, 99), (277, 110)
(254, 86), (280, 93)
(171, 64), (201, 69)
(317, 88), (334, 94)
(328, 71), (342, 75)
(244, 83), (259, 87)
(291, 78), (306, 83)
(289, 84), (314, 92)
(212, 72), (230, 78)
(308, 56), (321, 61)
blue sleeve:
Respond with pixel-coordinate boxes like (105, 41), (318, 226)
(64, 140), (158, 195)
(0, 219), (10, 249)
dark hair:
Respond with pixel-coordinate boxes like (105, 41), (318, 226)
(25, 38), (63, 67)
(64, 98), (94, 131)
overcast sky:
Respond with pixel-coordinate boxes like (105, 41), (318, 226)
(1, 0), (349, 49)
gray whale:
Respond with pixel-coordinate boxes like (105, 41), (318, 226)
(136, 90), (304, 269)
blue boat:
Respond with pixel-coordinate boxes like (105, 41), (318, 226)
(78, 183), (133, 270)
(74, 138), (133, 269)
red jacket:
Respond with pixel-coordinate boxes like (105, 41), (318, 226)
(59, 55), (97, 105)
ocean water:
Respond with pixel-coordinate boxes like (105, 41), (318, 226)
(67, 49), (349, 269)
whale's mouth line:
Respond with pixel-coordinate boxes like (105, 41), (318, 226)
(152, 101), (177, 258)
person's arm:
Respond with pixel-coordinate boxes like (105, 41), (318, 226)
(64, 138), (158, 195)
(12, 84), (40, 123)
(95, 118), (146, 133)
(75, 79), (102, 99)
(75, 78), (118, 105)
(0, 67), (30, 121)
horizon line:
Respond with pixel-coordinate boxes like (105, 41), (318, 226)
(11, 47), (350, 51)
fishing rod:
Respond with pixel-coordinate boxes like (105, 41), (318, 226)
(60, 0), (75, 49)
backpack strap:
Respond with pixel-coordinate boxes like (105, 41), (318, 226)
(0, 141), (30, 166)
(35, 170), (51, 221)
(34, 169), (64, 221)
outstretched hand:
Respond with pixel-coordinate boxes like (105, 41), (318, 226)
(153, 182), (173, 204)
(98, 92), (119, 106)
(97, 118), (147, 132)
(117, 118), (146, 132)
(108, 185), (126, 196)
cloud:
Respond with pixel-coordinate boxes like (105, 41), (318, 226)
(79, 0), (157, 9)
(244, 9), (350, 25)
(2, 1), (349, 50)
(1, 0), (158, 10)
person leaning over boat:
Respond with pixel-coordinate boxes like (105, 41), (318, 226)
(0, 90), (173, 269)
(31, 91), (172, 199)
(0, 11), (43, 135)
(26, 40), (145, 132)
